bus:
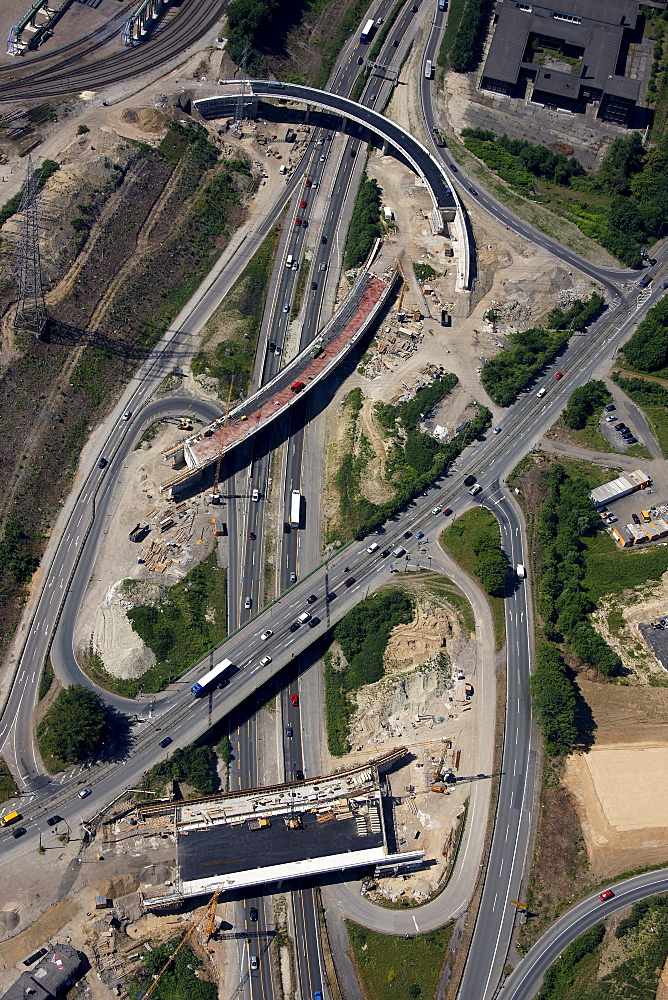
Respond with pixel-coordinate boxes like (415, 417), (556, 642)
(290, 489), (302, 528)
(190, 658), (236, 697)
(360, 18), (375, 42)
(425, 59), (433, 78)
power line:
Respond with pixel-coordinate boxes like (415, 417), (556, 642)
(14, 155), (47, 338)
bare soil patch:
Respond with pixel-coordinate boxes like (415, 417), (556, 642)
(562, 677), (668, 877)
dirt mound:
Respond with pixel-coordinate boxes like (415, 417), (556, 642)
(98, 874), (139, 899)
(0, 909), (19, 940)
(86, 580), (158, 680)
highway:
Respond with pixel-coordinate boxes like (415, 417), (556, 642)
(1, 6), (666, 999)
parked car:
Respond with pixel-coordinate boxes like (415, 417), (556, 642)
(605, 415), (616, 422)
(249, 908), (258, 922)
(604, 403), (616, 411)
(46, 816), (62, 827)
(632, 513), (641, 525)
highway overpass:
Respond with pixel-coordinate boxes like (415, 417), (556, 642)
(195, 80), (472, 291)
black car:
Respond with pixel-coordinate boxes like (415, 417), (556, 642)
(309, 616), (321, 628)
(285, 725), (293, 738)
(604, 404), (616, 412)
(449, 163), (457, 171)
(268, 342), (276, 352)
(159, 736), (173, 749)
(307, 594), (317, 604)
(321, 236), (327, 244)
(46, 815), (62, 827)
(381, 549), (390, 557)
(325, 592), (336, 602)
(11, 827), (26, 839)
(469, 187), (478, 195)
(614, 423), (625, 431)
(627, 436), (638, 444)
(403, 530), (412, 539)
(295, 769), (305, 781)
(632, 513), (641, 524)
(311, 282), (317, 290)
(289, 622), (300, 632)
(621, 430), (632, 439)
(97, 457), (107, 468)
(464, 475), (476, 487)
(249, 907), (258, 922)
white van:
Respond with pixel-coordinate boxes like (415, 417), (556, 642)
(536, 387), (546, 398)
(298, 612), (312, 624)
(516, 563), (526, 579)
(286, 255), (293, 268)
(367, 542), (379, 553)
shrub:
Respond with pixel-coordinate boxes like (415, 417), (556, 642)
(563, 380), (611, 429)
(37, 685), (106, 765)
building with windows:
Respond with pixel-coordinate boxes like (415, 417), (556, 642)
(480, 0), (644, 125)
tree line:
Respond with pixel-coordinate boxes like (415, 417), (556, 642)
(462, 126), (668, 267)
(448, 0), (494, 72)
(622, 296), (668, 373)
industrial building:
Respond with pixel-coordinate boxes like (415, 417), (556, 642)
(480, 0), (644, 126)
(589, 469), (650, 508)
(138, 750), (424, 906)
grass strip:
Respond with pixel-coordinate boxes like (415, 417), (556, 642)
(440, 509), (506, 648)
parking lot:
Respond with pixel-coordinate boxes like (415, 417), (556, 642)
(639, 619), (668, 671)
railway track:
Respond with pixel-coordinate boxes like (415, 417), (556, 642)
(0, 0), (226, 102)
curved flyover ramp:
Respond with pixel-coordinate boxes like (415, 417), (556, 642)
(195, 80), (472, 291)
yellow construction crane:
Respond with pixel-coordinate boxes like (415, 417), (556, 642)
(122, 889), (222, 1000)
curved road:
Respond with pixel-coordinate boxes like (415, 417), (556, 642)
(503, 870), (668, 999)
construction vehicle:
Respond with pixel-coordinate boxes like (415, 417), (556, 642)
(290, 381), (306, 393)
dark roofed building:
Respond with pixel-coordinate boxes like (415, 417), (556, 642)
(2, 945), (81, 1000)
(480, 0), (644, 125)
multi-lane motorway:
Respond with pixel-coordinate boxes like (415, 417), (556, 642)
(1, 3), (666, 999)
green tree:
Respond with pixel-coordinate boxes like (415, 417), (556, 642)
(38, 685), (106, 764)
(563, 380), (611, 429)
(529, 645), (578, 755)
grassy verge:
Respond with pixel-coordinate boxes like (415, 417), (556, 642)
(423, 577), (475, 636)
(436, 0), (467, 67)
(344, 173), (382, 270)
(193, 225), (281, 399)
(136, 743), (219, 801)
(291, 254), (311, 319)
(346, 921), (452, 1000)
(0, 758), (18, 804)
(38, 659), (54, 700)
(440, 509), (506, 648)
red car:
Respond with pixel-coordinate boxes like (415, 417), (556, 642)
(291, 694), (299, 706)
(300, 200), (307, 208)
(248, 532), (256, 540)
(599, 889), (614, 901)
(295, 218), (302, 226)
(305, 178), (312, 187)
(554, 372), (563, 379)
(443, 507), (453, 515)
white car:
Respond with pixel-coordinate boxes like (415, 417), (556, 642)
(122, 409), (132, 420)
(605, 415), (616, 422)
(244, 597), (252, 609)
(469, 484), (482, 496)
(431, 506), (442, 515)
(260, 655), (272, 666)
(252, 488), (260, 501)
(261, 629), (273, 641)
